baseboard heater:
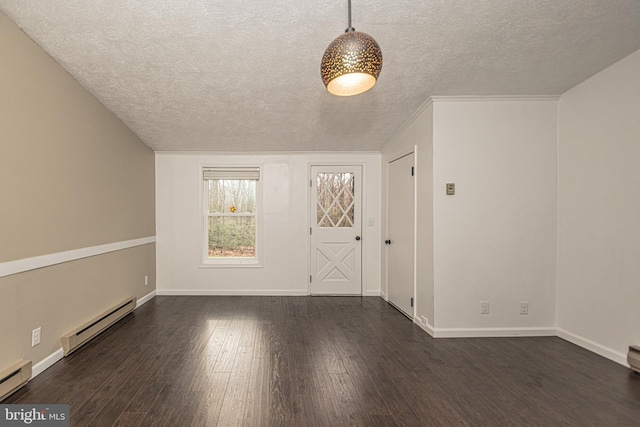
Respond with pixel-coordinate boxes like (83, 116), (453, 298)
(629, 345), (640, 373)
(61, 297), (136, 356)
(0, 360), (32, 401)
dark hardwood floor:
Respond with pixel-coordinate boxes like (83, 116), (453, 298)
(5, 296), (640, 426)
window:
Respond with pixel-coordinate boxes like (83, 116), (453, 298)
(316, 172), (355, 227)
(202, 167), (260, 266)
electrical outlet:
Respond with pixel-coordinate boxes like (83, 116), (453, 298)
(520, 302), (529, 315)
(481, 301), (490, 314)
(145, 275), (149, 286)
(32, 327), (41, 347)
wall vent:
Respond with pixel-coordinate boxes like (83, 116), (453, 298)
(628, 345), (640, 373)
(62, 297), (136, 356)
(0, 360), (32, 402)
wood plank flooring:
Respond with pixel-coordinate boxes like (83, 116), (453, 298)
(5, 296), (640, 426)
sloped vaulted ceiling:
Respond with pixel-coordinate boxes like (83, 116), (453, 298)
(1, 1), (639, 152)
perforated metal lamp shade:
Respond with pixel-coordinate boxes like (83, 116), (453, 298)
(321, 30), (383, 96)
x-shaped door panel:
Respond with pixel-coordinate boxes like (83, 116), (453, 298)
(316, 243), (356, 282)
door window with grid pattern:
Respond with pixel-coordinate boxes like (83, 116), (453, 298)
(316, 172), (355, 228)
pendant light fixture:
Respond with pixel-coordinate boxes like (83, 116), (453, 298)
(321, 0), (383, 96)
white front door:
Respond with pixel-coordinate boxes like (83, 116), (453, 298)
(387, 153), (415, 317)
(310, 165), (362, 295)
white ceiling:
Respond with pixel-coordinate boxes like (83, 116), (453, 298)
(2, 1), (639, 152)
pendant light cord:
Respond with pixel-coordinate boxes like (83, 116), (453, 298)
(346, 0), (355, 32)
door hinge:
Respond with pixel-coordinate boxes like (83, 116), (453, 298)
(310, 275), (312, 283)
(411, 166), (414, 176)
(310, 179), (313, 187)
(310, 227), (312, 235)
(410, 297), (414, 307)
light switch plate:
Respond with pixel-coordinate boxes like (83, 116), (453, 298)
(446, 183), (455, 195)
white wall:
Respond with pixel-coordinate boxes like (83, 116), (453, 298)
(432, 98), (558, 335)
(382, 103), (435, 331)
(557, 49), (640, 365)
(381, 97), (558, 336)
(156, 153), (381, 296)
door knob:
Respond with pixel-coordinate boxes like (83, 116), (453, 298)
(385, 239), (391, 245)
(355, 236), (361, 241)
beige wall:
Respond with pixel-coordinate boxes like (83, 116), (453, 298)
(0, 11), (155, 263)
(0, 12), (155, 370)
(0, 246), (156, 366)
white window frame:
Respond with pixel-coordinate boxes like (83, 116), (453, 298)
(200, 166), (262, 268)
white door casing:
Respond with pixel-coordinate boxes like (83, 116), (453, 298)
(310, 165), (362, 295)
(387, 153), (415, 317)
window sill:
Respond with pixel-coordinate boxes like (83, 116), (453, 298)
(199, 259), (262, 269)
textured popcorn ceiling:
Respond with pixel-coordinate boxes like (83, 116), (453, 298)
(2, 1), (639, 152)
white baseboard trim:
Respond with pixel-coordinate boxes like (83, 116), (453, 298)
(0, 236), (156, 278)
(156, 289), (309, 296)
(363, 290), (381, 297)
(556, 328), (628, 367)
(414, 318), (435, 337)
(432, 327), (557, 338)
(31, 348), (64, 379)
(136, 290), (156, 308)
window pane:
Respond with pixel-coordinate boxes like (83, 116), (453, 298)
(208, 179), (256, 214)
(208, 216), (256, 258)
(316, 172), (355, 228)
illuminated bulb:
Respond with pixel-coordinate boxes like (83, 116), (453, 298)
(326, 72), (377, 97)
